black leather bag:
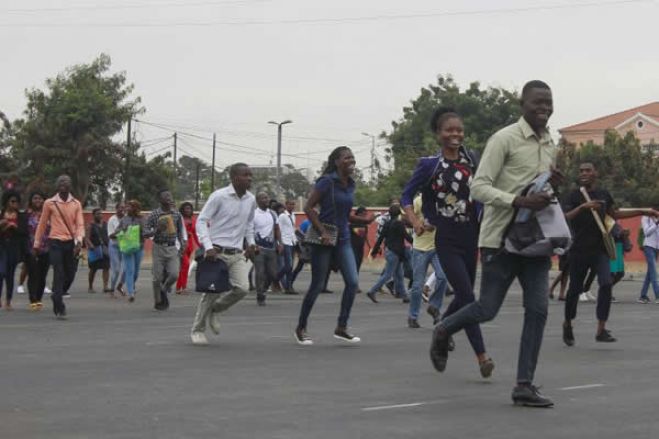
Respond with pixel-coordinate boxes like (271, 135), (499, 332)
(304, 223), (338, 247)
(304, 178), (339, 247)
(195, 258), (232, 294)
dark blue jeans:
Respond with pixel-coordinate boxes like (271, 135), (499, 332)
(437, 242), (485, 356)
(276, 245), (295, 290)
(640, 246), (659, 300)
(297, 241), (358, 330)
(440, 248), (550, 384)
(565, 251), (612, 322)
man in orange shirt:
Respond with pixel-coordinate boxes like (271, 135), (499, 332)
(33, 175), (84, 319)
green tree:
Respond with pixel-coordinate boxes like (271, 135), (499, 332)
(122, 150), (174, 209)
(0, 111), (16, 177)
(7, 54), (141, 204)
(175, 155), (211, 203)
(360, 74), (521, 205)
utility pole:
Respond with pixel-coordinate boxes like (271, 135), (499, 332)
(195, 162), (201, 211)
(362, 132), (376, 184)
(211, 133), (216, 191)
(268, 119), (292, 198)
(172, 132), (177, 189)
(124, 118), (132, 199)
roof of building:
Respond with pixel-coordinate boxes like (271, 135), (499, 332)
(559, 102), (659, 133)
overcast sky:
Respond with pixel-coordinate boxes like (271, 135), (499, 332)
(2, 0), (658, 178)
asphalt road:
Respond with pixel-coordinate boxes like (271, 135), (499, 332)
(1, 268), (658, 439)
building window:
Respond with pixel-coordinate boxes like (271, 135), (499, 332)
(637, 120), (645, 129)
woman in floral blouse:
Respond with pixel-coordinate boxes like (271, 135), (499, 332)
(401, 108), (494, 378)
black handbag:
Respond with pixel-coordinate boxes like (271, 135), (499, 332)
(195, 258), (232, 294)
(304, 179), (339, 247)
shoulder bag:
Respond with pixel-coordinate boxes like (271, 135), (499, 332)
(304, 179), (338, 247)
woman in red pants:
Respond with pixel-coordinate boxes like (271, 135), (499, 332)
(176, 202), (200, 294)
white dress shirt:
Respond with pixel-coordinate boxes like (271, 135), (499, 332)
(107, 214), (122, 242)
(253, 208), (278, 247)
(642, 216), (659, 249)
(196, 184), (256, 250)
(278, 211), (297, 246)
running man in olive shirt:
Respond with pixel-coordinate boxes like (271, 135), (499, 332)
(429, 80), (560, 407)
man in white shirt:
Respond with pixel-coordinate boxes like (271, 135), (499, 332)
(190, 163), (257, 345)
(107, 201), (126, 296)
(276, 199), (298, 294)
(253, 193), (283, 306)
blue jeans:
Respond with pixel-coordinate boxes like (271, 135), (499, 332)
(368, 249), (407, 297)
(297, 241), (359, 330)
(277, 245), (295, 290)
(440, 248), (550, 384)
(109, 241), (124, 290)
(122, 249), (143, 297)
(408, 249), (446, 319)
(640, 246), (659, 299)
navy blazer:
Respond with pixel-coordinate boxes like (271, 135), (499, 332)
(400, 146), (481, 226)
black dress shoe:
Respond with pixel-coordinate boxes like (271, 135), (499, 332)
(407, 318), (420, 329)
(366, 292), (378, 303)
(595, 329), (617, 342)
(563, 324), (575, 347)
(512, 384), (554, 408)
(429, 326), (450, 372)
(427, 306), (440, 324)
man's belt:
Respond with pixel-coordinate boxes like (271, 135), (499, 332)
(212, 245), (242, 255)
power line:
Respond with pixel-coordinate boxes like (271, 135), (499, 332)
(139, 136), (174, 147)
(135, 118), (369, 145)
(2, 0), (270, 14)
(136, 118), (329, 163)
(146, 144), (173, 156)
(0, 0), (650, 28)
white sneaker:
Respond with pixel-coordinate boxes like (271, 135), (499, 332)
(44, 287), (52, 294)
(191, 332), (208, 345)
(17, 285), (25, 294)
(585, 290), (596, 302)
(208, 312), (221, 335)
(579, 293), (589, 302)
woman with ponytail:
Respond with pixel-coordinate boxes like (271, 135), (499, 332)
(294, 146), (374, 345)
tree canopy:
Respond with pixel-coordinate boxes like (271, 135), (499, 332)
(356, 74), (521, 205)
(3, 54), (140, 205)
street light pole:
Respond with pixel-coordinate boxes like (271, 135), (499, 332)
(362, 132), (376, 184)
(268, 119), (293, 197)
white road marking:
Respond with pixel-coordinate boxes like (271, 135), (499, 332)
(559, 384), (605, 391)
(362, 402), (426, 412)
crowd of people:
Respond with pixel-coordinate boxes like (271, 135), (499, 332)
(3, 79), (659, 408)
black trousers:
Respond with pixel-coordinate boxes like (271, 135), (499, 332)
(565, 251), (612, 322)
(49, 240), (78, 314)
(26, 252), (50, 304)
